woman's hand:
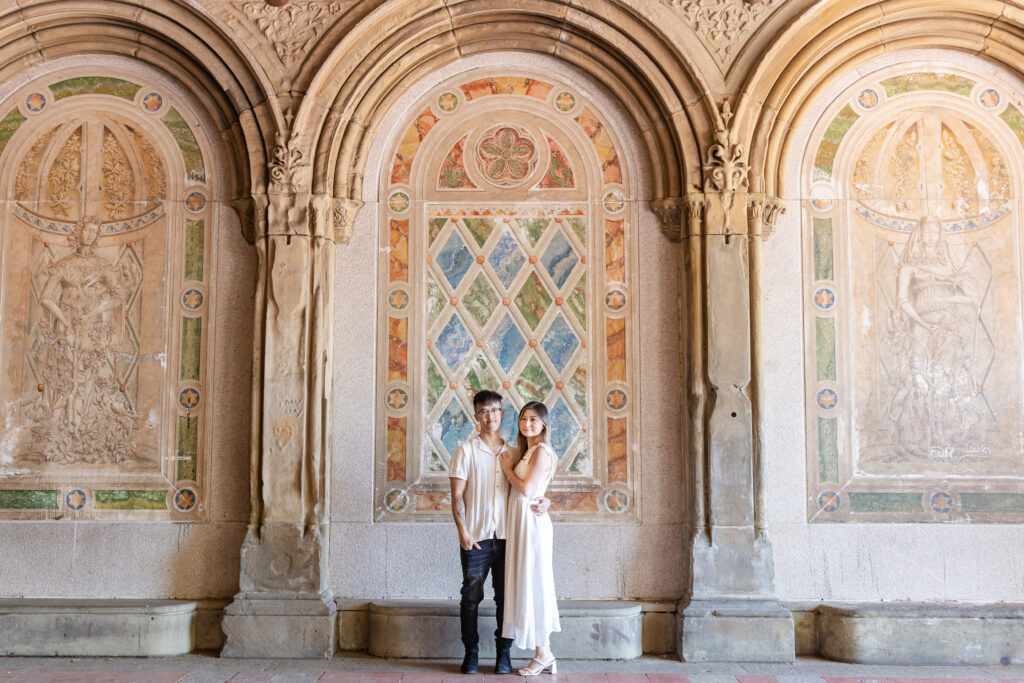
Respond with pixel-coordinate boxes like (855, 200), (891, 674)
(498, 449), (514, 477)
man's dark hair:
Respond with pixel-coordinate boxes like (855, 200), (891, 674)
(473, 390), (503, 409)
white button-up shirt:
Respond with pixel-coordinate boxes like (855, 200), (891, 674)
(449, 435), (513, 541)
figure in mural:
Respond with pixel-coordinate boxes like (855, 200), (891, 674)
(885, 215), (987, 459)
(24, 216), (141, 464)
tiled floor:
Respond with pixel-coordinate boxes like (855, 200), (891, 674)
(0, 656), (1022, 683)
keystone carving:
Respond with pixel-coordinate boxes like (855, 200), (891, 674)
(240, 1), (344, 68)
(665, 0), (778, 68)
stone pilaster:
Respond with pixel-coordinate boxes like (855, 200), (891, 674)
(221, 132), (338, 658)
(677, 102), (794, 662)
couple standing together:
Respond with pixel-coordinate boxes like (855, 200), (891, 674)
(449, 390), (560, 676)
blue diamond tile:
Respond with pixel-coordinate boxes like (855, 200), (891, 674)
(487, 230), (526, 289)
(438, 398), (475, 456)
(548, 398), (580, 460)
(500, 397), (519, 442)
(436, 230), (474, 290)
(488, 313), (527, 373)
(541, 314), (579, 373)
(435, 314), (474, 372)
(540, 229), (578, 289)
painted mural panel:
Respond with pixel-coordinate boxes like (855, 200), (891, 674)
(0, 74), (212, 519)
(805, 69), (1024, 521)
(375, 74), (639, 521)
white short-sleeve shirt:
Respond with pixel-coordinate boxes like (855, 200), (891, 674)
(449, 435), (513, 541)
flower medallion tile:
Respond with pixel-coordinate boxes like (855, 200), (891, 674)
(603, 190), (625, 213)
(435, 230), (473, 290)
(66, 489), (86, 510)
(385, 387), (409, 410)
(811, 197), (834, 211)
(541, 313), (580, 373)
(488, 313), (527, 373)
(857, 88), (880, 109)
(475, 125), (538, 187)
(435, 314), (474, 372)
(548, 398), (581, 459)
(388, 287), (410, 311)
(384, 488), (409, 512)
(605, 288), (626, 312)
(25, 92), (46, 113)
(605, 488), (629, 513)
(818, 490), (841, 512)
(606, 388), (627, 410)
(979, 87), (1000, 109)
(181, 288), (203, 310)
(541, 229), (579, 289)
(515, 272), (553, 330)
(817, 388), (838, 410)
(437, 397), (475, 456)
(554, 91), (576, 112)
(173, 487), (197, 512)
(463, 273), (500, 329)
(388, 190), (411, 213)
(487, 230), (526, 289)
(515, 356), (554, 404)
(178, 388), (200, 410)
(142, 92), (164, 112)
(437, 91), (459, 113)
(931, 491), (954, 513)
(813, 287), (836, 311)
(517, 217), (550, 247)
(185, 191), (206, 213)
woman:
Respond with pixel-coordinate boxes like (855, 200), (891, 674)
(499, 401), (560, 676)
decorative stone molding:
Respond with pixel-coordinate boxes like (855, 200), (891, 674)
(239, 1), (344, 68)
(238, 525), (325, 594)
(664, 0), (778, 68)
(686, 193), (707, 238)
(650, 197), (685, 241)
(762, 199), (785, 239)
(703, 100), (749, 234)
(331, 197), (362, 245)
(269, 128), (306, 193)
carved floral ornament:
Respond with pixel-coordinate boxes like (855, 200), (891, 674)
(238, 0), (343, 67)
(663, 0), (778, 67)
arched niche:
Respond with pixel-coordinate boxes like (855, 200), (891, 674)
(370, 68), (644, 522)
(798, 59), (1024, 523)
(0, 66), (220, 520)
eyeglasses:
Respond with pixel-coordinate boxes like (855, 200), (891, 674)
(475, 408), (503, 417)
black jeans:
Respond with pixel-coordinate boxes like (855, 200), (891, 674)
(459, 538), (507, 649)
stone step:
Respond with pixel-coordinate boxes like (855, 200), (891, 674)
(367, 599), (642, 660)
(0, 599), (196, 656)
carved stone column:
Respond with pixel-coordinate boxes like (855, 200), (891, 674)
(675, 103), (794, 662)
(221, 134), (339, 658)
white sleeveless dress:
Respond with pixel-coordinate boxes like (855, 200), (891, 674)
(502, 443), (561, 649)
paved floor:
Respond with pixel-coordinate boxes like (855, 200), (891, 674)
(0, 655), (1023, 683)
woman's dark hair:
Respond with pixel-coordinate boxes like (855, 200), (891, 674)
(516, 401), (550, 461)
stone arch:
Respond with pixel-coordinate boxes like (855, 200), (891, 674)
(735, 0), (1024, 197)
(0, 1), (281, 203)
(295, 0), (714, 207)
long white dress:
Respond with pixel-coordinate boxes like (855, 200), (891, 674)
(502, 443), (561, 649)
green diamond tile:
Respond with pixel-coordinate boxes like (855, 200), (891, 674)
(463, 217), (494, 248)
(517, 217), (550, 247)
(565, 217), (586, 245)
(427, 356), (446, 409)
(427, 274), (445, 331)
(567, 272), (586, 330)
(515, 355), (553, 403)
(515, 272), (552, 330)
(429, 217), (448, 245)
(464, 273), (500, 329)
(461, 353), (501, 399)
(568, 364), (586, 412)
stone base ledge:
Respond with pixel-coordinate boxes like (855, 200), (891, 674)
(816, 602), (1024, 665)
(366, 599), (641, 660)
(0, 599), (196, 656)
(678, 597), (795, 663)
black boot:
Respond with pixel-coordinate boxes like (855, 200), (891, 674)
(461, 646), (479, 674)
(494, 637), (513, 674)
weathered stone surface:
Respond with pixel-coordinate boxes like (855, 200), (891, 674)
(817, 603), (1024, 665)
(679, 598), (794, 662)
(221, 591), (336, 658)
(0, 599), (195, 656)
(367, 600), (641, 660)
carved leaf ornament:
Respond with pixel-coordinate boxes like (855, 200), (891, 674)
(241, 1), (343, 67)
(665, 0), (776, 67)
